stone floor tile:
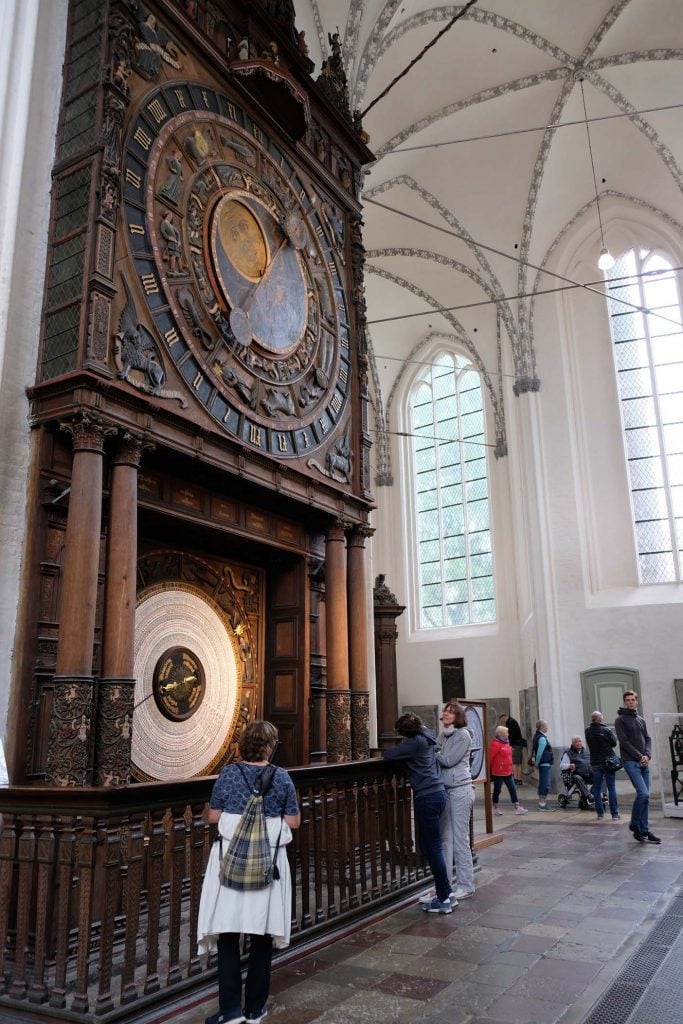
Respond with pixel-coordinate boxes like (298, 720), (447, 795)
(462, 961), (529, 988)
(371, 971), (450, 1001)
(523, 923), (571, 938)
(528, 956), (599, 982)
(428, 938), (503, 963)
(507, 933), (560, 954)
(270, 978), (350, 1011)
(367, 932), (443, 957)
(483, 949), (541, 968)
(305, 988), (420, 1024)
(312, 962), (391, 990)
(542, 940), (616, 963)
(269, 1007), (327, 1024)
(485, 991), (569, 1023)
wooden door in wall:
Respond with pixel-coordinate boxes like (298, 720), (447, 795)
(264, 558), (310, 766)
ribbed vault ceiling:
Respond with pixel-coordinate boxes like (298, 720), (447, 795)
(295, 1), (683, 479)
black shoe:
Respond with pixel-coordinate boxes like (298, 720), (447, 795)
(628, 823), (637, 833)
(633, 829), (646, 843)
(645, 831), (661, 844)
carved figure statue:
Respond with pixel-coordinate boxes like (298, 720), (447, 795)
(328, 31), (342, 63)
(238, 37), (250, 60)
(373, 574), (398, 605)
(327, 425), (351, 480)
(261, 41), (280, 65)
(261, 387), (295, 418)
(213, 361), (257, 408)
(158, 150), (183, 203)
(297, 30), (309, 58)
(178, 287), (213, 349)
(185, 128), (212, 163)
(134, 13), (181, 79)
(116, 278), (165, 393)
(160, 212), (184, 276)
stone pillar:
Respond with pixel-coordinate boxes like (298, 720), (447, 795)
(95, 432), (151, 787)
(372, 575), (405, 750)
(325, 521), (351, 761)
(46, 413), (116, 786)
(308, 553), (327, 762)
(347, 525), (372, 759)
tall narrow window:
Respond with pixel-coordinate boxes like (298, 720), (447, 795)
(409, 352), (495, 628)
(606, 248), (683, 583)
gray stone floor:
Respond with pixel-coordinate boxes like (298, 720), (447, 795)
(164, 789), (683, 1024)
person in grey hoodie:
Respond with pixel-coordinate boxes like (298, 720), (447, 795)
(614, 691), (660, 844)
(436, 703), (476, 901)
(383, 713), (453, 913)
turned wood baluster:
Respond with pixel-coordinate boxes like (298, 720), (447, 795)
(95, 815), (123, 1014)
(144, 808), (165, 994)
(121, 812), (145, 1005)
(336, 781), (349, 914)
(379, 776), (393, 894)
(355, 779), (370, 905)
(71, 816), (96, 1014)
(297, 785), (312, 931)
(50, 822), (76, 1009)
(0, 812), (18, 983)
(9, 814), (36, 999)
(28, 816), (55, 1005)
(367, 771), (380, 900)
(167, 803), (186, 986)
(188, 801), (206, 977)
(312, 785), (324, 924)
(347, 781), (360, 909)
(323, 784), (337, 918)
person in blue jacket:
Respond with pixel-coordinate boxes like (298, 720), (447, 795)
(531, 720), (554, 809)
(383, 713), (453, 913)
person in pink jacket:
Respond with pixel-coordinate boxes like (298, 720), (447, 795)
(488, 726), (528, 816)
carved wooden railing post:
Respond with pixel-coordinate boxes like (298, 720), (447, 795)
(167, 803), (187, 986)
(28, 816), (55, 1005)
(372, 576), (405, 749)
(188, 801), (207, 977)
(47, 413), (116, 787)
(347, 525), (372, 759)
(96, 431), (153, 787)
(144, 807), (166, 995)
(121, 810), (145, 1005)
(0, 812), (17, 984)
(95, 814), (123, 1014)
(72, 815), (97, 1014)
(325, 521), (351, 761)
(51, 821), (76, 1009)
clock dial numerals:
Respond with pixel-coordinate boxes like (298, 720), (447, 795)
(123, 84), (351, 459)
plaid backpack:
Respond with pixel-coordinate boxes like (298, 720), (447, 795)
(218, 763), (282, 891)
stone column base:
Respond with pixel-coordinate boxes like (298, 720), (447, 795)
(326, 689), (351, 762)
(350, 691), (370, 760)
(94, 678), (135, 786)
(45, 676), (95, 787)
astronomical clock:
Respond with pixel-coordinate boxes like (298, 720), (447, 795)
(20, 0), (374, 786)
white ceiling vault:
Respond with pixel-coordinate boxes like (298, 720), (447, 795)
(295, 1), (683, 483)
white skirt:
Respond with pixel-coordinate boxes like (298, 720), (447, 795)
(197, 811), (293, 953)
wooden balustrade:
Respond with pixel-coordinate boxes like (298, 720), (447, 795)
(0, 759), (427, 1021)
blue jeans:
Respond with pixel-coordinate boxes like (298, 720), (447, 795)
(537, 763), (551, 799)
(592, 767), (618, 818)
(623, 760), (650, 834)
(414, 789), (450, 902)
(492, 775), (519, 804)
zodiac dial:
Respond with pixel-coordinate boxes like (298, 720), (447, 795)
(122, 83), (351, 460)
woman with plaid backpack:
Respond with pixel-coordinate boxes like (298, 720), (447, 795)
(199, 721), (300, 1024)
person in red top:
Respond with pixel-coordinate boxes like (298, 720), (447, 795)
(489, 726), (528, 816)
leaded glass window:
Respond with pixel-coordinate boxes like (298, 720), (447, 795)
(606, 248), (683, 583)
(409, 352), (495, 628)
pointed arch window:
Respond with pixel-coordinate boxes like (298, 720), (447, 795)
(606, 248), (683, 583)
(409, 352), (495, 628)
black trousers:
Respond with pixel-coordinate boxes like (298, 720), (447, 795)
(217, 932), (272, 1016)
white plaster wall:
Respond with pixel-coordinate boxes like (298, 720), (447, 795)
(529, 203), (683, 747)
(0, 0), (68, 755)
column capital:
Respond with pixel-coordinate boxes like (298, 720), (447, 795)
(60, 412), (117, 453)
(347, 523), (374, 547)
(111, 430), (155, 468)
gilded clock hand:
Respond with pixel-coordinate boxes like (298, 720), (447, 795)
(228, 232), (290, 345)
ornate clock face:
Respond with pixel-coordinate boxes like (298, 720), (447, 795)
(121, 83), (351, 460)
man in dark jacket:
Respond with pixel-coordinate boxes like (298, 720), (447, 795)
(614, 691), (660, 844)
(585, 711), (620, 820)
(383, 713), (453, 912)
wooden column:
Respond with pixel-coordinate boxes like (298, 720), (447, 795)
(95, 432), (150, 787)
(347, 525), (372, 759)
(372, 575), (405, 750)
(46, 413), (116, 786)
(308, 553), (327, 762)
(325, 521), (351, 761)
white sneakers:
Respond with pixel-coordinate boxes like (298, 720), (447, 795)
(451, 885), (475, 900)
(514, 806), (528, 815)
(493, 808), (504, 816)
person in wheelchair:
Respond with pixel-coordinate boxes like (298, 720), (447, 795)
(559, 736), (595, 807)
